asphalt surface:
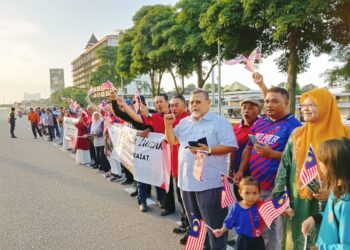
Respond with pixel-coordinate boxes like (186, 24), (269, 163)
(0, 112), (183, 250)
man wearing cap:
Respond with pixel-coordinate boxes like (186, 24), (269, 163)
(234, 86), (301, 250)
(229, 72), (267, 180)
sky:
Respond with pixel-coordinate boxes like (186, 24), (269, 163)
(0, 0), (340, 104)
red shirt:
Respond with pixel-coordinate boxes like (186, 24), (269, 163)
(141, 113), (165, 133)
(142, 111), (190, 177)
(170, 112), (190, 177)
(232, 120), (252, 172)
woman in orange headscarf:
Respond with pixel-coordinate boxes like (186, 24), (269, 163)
(272, 88), (350, 250)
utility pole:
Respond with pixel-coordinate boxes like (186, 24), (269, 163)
(218, 40), (222, 115)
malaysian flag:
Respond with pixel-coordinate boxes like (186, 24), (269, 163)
(185, 215), (207, 250)
(101, 80), (115, 90)
(245, 46), (262, 73)
(221, 174), (236, 208)
(225, 55), (247, 66)
(300, 145), (319, 188)
(258, 190), (290, 228)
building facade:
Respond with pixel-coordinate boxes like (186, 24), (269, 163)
(49, 68), (65, 93)
(71, 34), (119, 88)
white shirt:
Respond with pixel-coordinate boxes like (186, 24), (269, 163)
(174, 111), (238, 191)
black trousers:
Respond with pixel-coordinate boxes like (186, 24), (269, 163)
(10, 121), (15, 137)
(175, 178), (189, 229)
(88, 138), (97, 163)
(96, 146), (110, 172)
(163, 177), (175, 212)
(31, 122), (42, 138)
(47, 125), (54, 140)
(121, 164), (134, 182)
(182, 187), (228, 250)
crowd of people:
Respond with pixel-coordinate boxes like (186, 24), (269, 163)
(8, 72), (350, 250)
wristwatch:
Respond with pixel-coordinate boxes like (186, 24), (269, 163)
(208, 147), (212, 156)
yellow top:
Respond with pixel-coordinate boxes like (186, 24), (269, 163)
(292, 88), (350, 199)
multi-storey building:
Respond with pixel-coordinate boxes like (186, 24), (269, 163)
(71, 33), (119, 88)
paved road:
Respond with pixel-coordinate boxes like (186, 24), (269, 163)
(0, 113), (183, 250)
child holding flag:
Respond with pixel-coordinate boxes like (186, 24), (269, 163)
(213, 177), (266, 250)
(302, 138), (350, 249)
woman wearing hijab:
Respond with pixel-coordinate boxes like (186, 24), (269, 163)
(90, 111), (105, 170)
(75, 110), (91, 165)
(272, 88), (350, 249)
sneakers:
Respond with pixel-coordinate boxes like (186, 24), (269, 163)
(139, 202), (148, 212)
(109, 175), (122, 182)
(179, 234), (188, 245)
(103, 172), (112, 178)
(130, 190), (138, 197)
(173, 225), (187, 234)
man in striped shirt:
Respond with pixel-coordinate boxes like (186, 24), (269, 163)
(234, 87), (301, 250)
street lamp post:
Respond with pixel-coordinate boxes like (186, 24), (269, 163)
(218, 40), (222, 116)
(211, 66), (215, 106)
(121, 76), (124, 99)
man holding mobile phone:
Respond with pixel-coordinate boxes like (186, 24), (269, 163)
(165, 89), (237, 250)
(234, 87), (301, 250)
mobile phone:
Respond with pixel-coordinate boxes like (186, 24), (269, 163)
(188, 141), (199, 147)
(249, 134), (258, 145)
(307, 178), (321, 194)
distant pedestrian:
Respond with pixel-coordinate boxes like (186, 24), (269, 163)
(8, 107), (17, 138)
(28, 107), (42, 139)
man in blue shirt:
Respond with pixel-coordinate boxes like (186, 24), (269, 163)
(165, 89), (238, 250)
(234, 87), (301, 250)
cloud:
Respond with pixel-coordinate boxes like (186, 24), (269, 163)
(0, 18), (45, 38)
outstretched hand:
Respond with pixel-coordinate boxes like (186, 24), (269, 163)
(252, 72), (264, 85)
(110, 90), (118, 101)
(164, 113), (176, 126)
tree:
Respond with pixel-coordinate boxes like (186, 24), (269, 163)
(324, 45), (350, 88)
(89, 46), (121, 87)
(241, 0), (334, 114)
(136, 80), (152, 94)
(131, 5), (174, 97)
(324, 1), (350, 88)
(49, 87), (87, 107)
(200, 0), (270, 60)
(171, 0), (218, 89)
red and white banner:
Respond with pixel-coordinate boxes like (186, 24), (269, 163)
(63, 117), (78, 150)
(108, 124), (171, 191)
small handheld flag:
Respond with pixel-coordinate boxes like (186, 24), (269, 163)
(225, 55), (247, 66)
(185, 215), (207, 250)
(300, 145), (319, 189)
(220, 174), (236, 208)
(101, 80), (116, 90)
(193, 151), (206, 181)
(258, 190), (290, 228)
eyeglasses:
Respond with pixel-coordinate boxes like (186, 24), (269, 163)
(300, 104), (317, 109)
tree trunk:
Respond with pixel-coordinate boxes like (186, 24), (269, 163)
(195, 57), (205, 89)
(287, 33), (298, 115)
(180, 75), (185, 94)
(149, 70), (156, 98)
(156, 70), (163, 95)
(168, 68), (180, 94)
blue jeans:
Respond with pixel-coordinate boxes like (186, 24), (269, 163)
(137, 182), (151, 204)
